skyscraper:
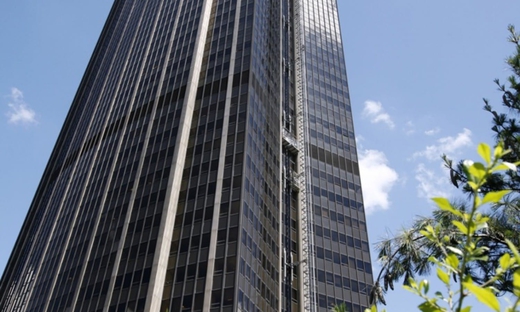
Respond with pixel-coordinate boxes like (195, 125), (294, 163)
(0, 0), (372, 311)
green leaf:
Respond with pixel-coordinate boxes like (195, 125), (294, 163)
(491, 163), (509, 172)
(471, 255), (489, 262)
(505, 239), (520, 263)
(445, 253), (460, 270)
(475, 221), (489, 233)
(432, 198), (462, 217)
(499, 253), (511, 270)
(492, 162), (518, 172)
(460, 307), (471, 312)
(420, 229), (434, 241)
(365, 305), (377, 312)
(503, 161), (517, 171)
(469, 162), (487, 180)
(446, 246), (463, 257)
(514, 269), (520, 293)
(478, 143), (491, 165)
(467, 181), (479, 191)
(473, 246), (490, 257)
(494, 143), (504, 159)
(437, 267), (450, 285)
(482, 190), (510, 204)
(452, 220), (469, 234)
(418, 301), (443, 312)
(419, 279), (430, 294)
(463, 283), (500, 312)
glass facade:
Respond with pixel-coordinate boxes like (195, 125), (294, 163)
(300, 0), (373, 311)
(0, 0), (372, 311)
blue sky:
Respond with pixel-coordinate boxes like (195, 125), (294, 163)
(1, 1), (520, 310)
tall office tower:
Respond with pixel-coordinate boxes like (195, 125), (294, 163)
(0, 0), (372, 311)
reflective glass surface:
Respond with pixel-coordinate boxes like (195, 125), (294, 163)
(0, 1), (371, 311)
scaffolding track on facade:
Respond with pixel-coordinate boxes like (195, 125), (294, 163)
(292, 0), (316, 310)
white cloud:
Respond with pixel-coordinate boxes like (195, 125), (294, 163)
(413, 128), (472, 161)
(6, 87), (37, 125)
(356, 135), (365, 143)
(355, 135), (365, 150)
(404, 120), (415, 135)
(362, 100), (395, 129)
(359, 149), (399, 214)
(425, 127), (440, 136)
(415, 163), (451, 199)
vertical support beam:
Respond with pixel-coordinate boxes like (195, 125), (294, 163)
(143, 0), (214, 310)
(202, 0), (243, 309)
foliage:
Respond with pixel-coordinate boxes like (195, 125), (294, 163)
(331, 302), (348, 312)
(368, 143), (520, 311)
(448, 24), (520, 231)
(373, 25), (520, 299)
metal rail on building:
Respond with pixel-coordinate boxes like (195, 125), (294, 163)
(291, 0), (316, 310)
(281, 0), (315, 310)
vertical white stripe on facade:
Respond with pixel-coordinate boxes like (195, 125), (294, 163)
(201, 0), (243, 309)
(143, 0), (215, 310)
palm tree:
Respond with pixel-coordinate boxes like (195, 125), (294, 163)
(373, 25), (520, 304)
(330, 302), (348, 312)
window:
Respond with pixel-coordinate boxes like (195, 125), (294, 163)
(352, 280), (359, 292)
(331, 231), (338, 242)
(323, 228), (330, 238)
(324, 249), (332, 261)
(326, 272), (334, 284)
(223, 288), (234, 306)
(211, 290), (222, 307)
(333, 252), (340, 264)
(187, 264), (196, 279)
(316, 247), (324, 259)
(317, 269), (325, 282)
(315, 226), (323, 237)
(339, 233), (346, 244)
(318, 294), (326, 308)
(357, 259), (364, 272)
(334, 274), (342, 287)
(343, 277), (350, 289)
(215, 258), (224, 273)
